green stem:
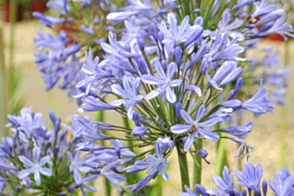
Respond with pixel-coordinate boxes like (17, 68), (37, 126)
(121, 112), (138, 186)
(47, 91), (59, 117)
(280, 40), (289, 167)
(193, 141), (202, 193)
(214, 133), (226, 187)
(92, 111), (112, 196)
(176, 143), (190, 191)
(0, 28), (8, 137)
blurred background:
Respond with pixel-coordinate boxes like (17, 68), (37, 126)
(0, 0), (294, 195)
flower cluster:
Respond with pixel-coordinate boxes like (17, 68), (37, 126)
(0, 107), (129, 195)
(182, 162), (294, 196)
(67, 0), (294, 193)
(33, 0), (126, 104)
(28, 0), (294, 195)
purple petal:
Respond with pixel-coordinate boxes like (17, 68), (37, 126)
(170, 124), (192, 134)
(18, 169), (32, 179)
(74, 169), (82, 184)
(196, 105), (206, 123)
(166, 86), (176, 103)
(180, 110), (194, 124)
(184, 134), (194, 152)
(198, 118), (220, 127)
(171, 79), (182, 87)
(33, 147), (41, 164)
(141, 75), (165, 85)
(19, 156), (34, 167)
(132, 127), (148, 137)
(166, 63), (177, 79)
(145, 90), (160, 100)
(198, 128), (220, 141)
(39, 167), (52, 176)
(67, 152), (73, 162)
(34, 171), (41, 185)
(155, 61), (167, 80)
(160, 165), (169, 181)
(39, 156), (50, 166)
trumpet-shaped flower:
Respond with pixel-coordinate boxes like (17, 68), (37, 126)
(269, 174), (294, 196)
(235, 162), (263, 194)
(142, 62), (182, 103)
(18, 147), (52, 185)
(171, 105), (220, 151)
(67, 150), (96, 184)
(110, 77), (144, 119)
(220, 120), (253, 139)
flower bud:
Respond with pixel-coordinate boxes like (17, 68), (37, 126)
(242, 189), (247, 196)
(138, 59), (148, 75)
(197, 149), (208, 158)
(45, 142), (51, 151)
(54, 146), (59, 156)
(150, 23), (158, 42)
(136, 35), (145, 51)
(262, 180), (267, 196)
(58, 155), (64, 164)
(124, 44), (131, 52)
(133, 112), (141, 126)
(234, 77), (243, 95)
(115, 148), (121, 159)
(175, 47), (182, 67)
(161, 60), (167, 71)
(158, 32), (164, 44)
(175, 102), (182, 121)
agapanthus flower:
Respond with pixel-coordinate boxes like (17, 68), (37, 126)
(142, 62), (182, 103)
(207, 166), (237, 195)
(235, 162), (263, 194)
(18, 147), (52, 185)
(110, 76), (144, 119)
(67, 151), (96, 184)
(269, 173), (294, 196)
(171, 105), (220, 152)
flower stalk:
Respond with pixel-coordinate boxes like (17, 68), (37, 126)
(176, 143), (190, 191)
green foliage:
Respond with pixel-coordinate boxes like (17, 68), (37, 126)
(7, 66), (25, 115)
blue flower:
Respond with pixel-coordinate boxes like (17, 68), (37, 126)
(76, 49), (113, 96)
(124, 146), (169, 181)
(235, 162), (263, 194)
(216, 8), (244, 41)
(261, 49), (280, 68)
(158, 13), (203, 49)
(18, 147), (52, 185)
(142, 62), (182, 103)
(171, 105), (220, 152)
(67, 150), (96, 184)
(251, 0), (278, 19)
(132, 112), (149, 137)
(106, 0), (151, 23)
(75, 115), (109, 142)
(254, 15), (294, 39)
(32, 12), (70, 27)
(242, 80), (274, 116)
(110, 76), (144, 119)
(207, 166), (240, 195)
(233, 0), (254, 10)
(199, 32), (244, 75)
(77, 96), (116, 113)
(269, 174), (294, 196)
(206, 61), (243, 91)
(156, 137), (174, 153)
(220, 120), (253, 139)
(126, 173), (156, 194)
(46, 0), (70, 16)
